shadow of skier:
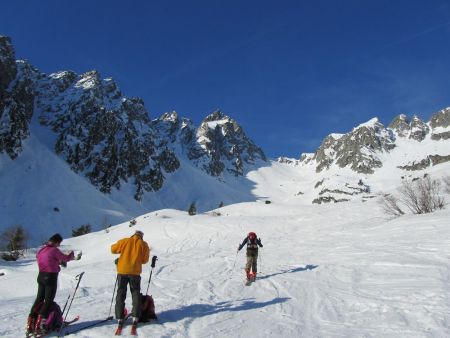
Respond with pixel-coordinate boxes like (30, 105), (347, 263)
(257, 264), (318, 280)
(156, 297), (290, 324)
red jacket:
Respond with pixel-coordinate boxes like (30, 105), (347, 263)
(36, 244), (74, 273)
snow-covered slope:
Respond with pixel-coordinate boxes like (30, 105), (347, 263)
(1, 194), (450, 337)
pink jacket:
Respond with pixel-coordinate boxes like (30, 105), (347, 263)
(36, 244), (74, 273)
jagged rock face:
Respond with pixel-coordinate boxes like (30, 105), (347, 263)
(153, 110), (266, 177)
(388, 114), (410, 137)
(35, 70), (179, 200)
(430, 108), (450, 140)
(0, 36), (38, 159)
(188, 111), (266, 176)
(1, 37), (267, 201)
(152, 111), (196, 150)
(313, 119), (395, 174)
(430, 108), (450, 128)
(409, 116), (429, 141)
(398, 154), (450, 171)
(387, 114), (430, 141)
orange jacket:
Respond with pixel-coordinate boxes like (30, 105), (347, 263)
(111, 235), (150, 275)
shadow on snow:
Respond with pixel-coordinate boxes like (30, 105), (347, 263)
(156, 297), (290, 324)
(257, 264), (318, 280)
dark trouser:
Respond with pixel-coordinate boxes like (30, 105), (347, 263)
(246, 249), (258, 273)
(115, 274), (141, 319)
(29, 272), (58, 318)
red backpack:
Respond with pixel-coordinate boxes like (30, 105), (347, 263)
(139, 294), (157, 322)
(34, 301), (64, 331)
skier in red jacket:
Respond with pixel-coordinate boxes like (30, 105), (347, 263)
(237, 232), (263, 282)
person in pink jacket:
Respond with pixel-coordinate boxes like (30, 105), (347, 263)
(26, 233), (79, 335)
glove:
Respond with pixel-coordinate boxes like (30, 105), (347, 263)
(114, 258), (119, 265)
(60, 261), (67, 268)
(76, 252), (82, 260)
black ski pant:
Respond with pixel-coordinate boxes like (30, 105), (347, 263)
(29, 272), (58, 318)
(115, 274), (141, 320)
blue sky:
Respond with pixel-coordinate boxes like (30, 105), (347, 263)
(2, 1), (450, 158)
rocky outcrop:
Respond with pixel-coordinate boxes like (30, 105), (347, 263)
(313, 119), (395, 174)
(188, 111), (266, 176)
(388, 114), (410, 137)
(1, 37), (267, 200)
(398, 154), (450, 171)
(0, 36), (38, 159)
(409, 116), (429, 141)
(34, 70), (180, 200)
(430, 108), (450, 140)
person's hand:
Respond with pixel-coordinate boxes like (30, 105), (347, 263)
(60, 261), (67, 268)
(76, 252), (82, 260)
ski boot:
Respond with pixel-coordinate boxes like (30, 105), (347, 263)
(130, 317), (138, 336)
(34, 315), (48, 336)
(245, 268), (251, 281)
(25, 315), (35, 336)
(115, 319), (124, 336)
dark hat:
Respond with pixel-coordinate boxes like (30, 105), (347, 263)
(49, 233), (63, 243)
(135, 230), (144, 238)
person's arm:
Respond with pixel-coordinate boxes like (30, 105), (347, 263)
(237, 237), (248, 251)
(55, 248), (75, 262)
(111, 239), (123, 254)
(257, 238), (263, 248)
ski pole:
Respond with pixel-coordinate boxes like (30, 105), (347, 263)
(60, 293), (71, 318)
(108, 274), (119, 318)
(59, 272), (85, 334)
(145, 256), (158, 295)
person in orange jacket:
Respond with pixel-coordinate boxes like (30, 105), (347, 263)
(111, 230), (150, 332)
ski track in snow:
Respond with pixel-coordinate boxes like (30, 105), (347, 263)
(2, 175), (450, 337)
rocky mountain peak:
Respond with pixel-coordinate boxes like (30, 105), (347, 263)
(312, 117), (395, 173)
(203, 110), (227, 122)
(1, 36), (267, 203)
(430, 107), (450, 140)
(409, 115), (429, 141)
(388, 114), (410, 137)
(188, 111), (266, 176)
(430, 107), (450, 128)
(160, 111), (179, 122)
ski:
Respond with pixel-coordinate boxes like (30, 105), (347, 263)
(60, 315), (113, 336)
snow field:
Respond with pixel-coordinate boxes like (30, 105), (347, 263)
(1, 197), (450, 337)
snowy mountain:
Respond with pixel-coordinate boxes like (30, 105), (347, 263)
(1, 34), (450, 337)
(0, 36), (266, 244)
(1, 34), (450, 246)
(294, 110), (450, 204)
